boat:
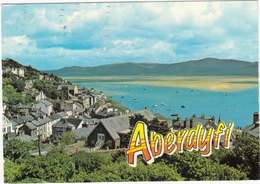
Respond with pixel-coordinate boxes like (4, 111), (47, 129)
(160, 102), (167, 106)
(121, 96), (124, 98)
(171, 113), (178, 116)
(166, 108), (172, 111)
(133, 99), (138, 102)
(153, 105), (158, 107)
(181, 105), (186, 108)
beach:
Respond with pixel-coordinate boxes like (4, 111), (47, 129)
(63, 76), (258, 92)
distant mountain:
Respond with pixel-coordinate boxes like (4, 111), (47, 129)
(42, 58), (258, 77)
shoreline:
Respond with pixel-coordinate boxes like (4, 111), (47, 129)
(63, 76), (258, 92)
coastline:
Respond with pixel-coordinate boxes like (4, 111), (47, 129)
(63, 76), (258, 92)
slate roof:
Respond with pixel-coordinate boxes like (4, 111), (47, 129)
(17, 105), (31, 109)
(54, 118), (83, 129)
(26, 122), (37, 130)
(20, 109), (29, 113)
(86, 118), (100, 125)
(15, 134), (38, 141)
(172, 115), (217, 129)
(49, 112), (67, 120)
(153, 112), (171, 121)
(100, 108), (155, 140)
(64, 118), (83, 128)
(37, 99), (52, 106)
(192, 117), (218, 129)
(243, 123), (259, 138)
(12, 115), (34, 125)
(30, 110), (46, 118)
(53, 121), (71, 128)
(31, 117), (52, 127)
(73, 126), (97, 140)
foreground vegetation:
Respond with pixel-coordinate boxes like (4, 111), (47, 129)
(4, 136), (259, 182)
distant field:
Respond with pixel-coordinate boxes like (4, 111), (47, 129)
(63, 76), (258, 91)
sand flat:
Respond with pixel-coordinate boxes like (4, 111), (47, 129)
(63, 76), (258, 91)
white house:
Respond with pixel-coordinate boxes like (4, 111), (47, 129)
(34, 91), (47, 102)
(18, 111), (68, 141)
(35, 99), (53, 116)
(4, 67), (25, 77)
(2, 115), (15, 134)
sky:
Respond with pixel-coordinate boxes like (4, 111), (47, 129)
(1, 1), (259, 70)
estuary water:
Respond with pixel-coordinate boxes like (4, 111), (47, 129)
(69, 78), (258, 128)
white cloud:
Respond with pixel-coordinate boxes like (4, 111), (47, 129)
(2, 35), (37, 56)
(1, 1), (258, 69)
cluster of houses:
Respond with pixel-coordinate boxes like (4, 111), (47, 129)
(2, 77), (137, 148)
(3, 67), (25, 77)
(2, 65), (259, 151)
(3, 93), (258, 150)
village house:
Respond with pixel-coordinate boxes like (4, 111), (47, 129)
(52, 117), (84, 139)
(171, 114), (219, 130)
(72, 125), (97, 141)
(242, 112), (259, 139)
(94, 107), (130, 119)
(12, 115), (35, 132)
(4, 67), (25, 77)
(17, 104), (32, 116)
(17, 111), (68, 141)
(57, 84), (79, 100)
(33, 91), (47, 102)
(39, 74), (44, 80)
(25, 80), (34, 89)
(35, 99), (53, 116)
(87, 108), (155, 149)
(2, 115), (16, 135)
(171, 114), (236, 146)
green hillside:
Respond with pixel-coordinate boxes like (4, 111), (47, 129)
(43, 58), (258, 77)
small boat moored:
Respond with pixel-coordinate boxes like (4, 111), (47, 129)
(171, 113), (178, 116)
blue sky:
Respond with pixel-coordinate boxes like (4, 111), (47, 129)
(1, 1), (258, 70)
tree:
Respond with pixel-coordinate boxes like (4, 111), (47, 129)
(4, 138), (34, 162)
(147, 118), (170, 136)
(4, 159), (23, 183)
(232, 137), (260, 179)
(72, 151), (108, 173)
(129, 114), (148, 127)
(59, 131), (76, 146)
(218, 164), (247, 180)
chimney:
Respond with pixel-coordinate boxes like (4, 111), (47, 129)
(253, 112), (259, 124)
(177, 116), (181, 121)
(190, 118), (194, 128)
(184, 118), (188, 128)
(201, 114), (205, 119)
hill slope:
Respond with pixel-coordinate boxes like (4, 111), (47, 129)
(43, 58), (258, 76)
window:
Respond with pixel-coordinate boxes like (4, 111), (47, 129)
(108, 140), (113, 147)
(97, 133), (105, 141)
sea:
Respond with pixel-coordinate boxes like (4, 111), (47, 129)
(69, 78), (259, 129)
